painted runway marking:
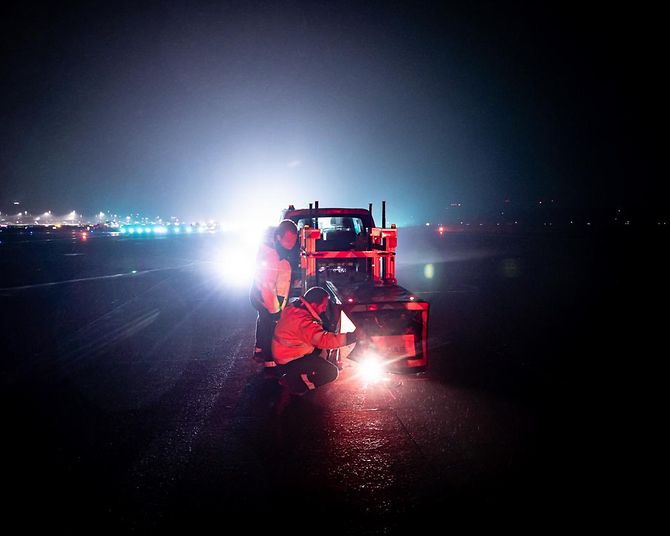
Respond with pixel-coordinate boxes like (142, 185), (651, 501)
(0, 262), (197, 292)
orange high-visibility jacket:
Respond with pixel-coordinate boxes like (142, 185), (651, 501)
(251, 242), (292, 314)
(272, 301), (354, 365)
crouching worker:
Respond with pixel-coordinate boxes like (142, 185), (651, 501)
(272, 286), (360, 395)
(249, 219), (299, 370)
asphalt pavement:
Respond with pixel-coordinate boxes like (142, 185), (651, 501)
(0, 228), (652, 532)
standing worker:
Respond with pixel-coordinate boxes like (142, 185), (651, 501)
(272, 286), (361, 395)
(250, 219), (299, 371)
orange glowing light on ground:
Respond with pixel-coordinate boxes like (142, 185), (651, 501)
(356, 353), (386, 384)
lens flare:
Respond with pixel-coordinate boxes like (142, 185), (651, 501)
(211, 227), (265, 288)
(356, 352), (386, 384)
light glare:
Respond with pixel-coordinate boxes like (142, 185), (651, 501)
(357, 353), (385, 384)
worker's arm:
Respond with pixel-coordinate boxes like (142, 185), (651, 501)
(299, 317), (357, 350)
(275, 259), (291, 310)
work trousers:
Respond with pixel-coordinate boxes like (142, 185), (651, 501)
(277, 351), (339, 395)
(250, 296), (276, 359)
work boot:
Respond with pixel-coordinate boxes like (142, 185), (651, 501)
(277, 373), (307, 396)
(252, 347), (265, 363)
(262, 360), (277, 379)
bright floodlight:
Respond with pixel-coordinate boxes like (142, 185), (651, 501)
(216, 257), (255, 286)
(357, 352), (385, 384)
(210, 225), (266, 288)
(213, 240), (259, 287)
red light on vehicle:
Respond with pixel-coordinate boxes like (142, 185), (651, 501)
(81, 232), (88, 240)
(409, 296), (415, 301)
(367, 304), (378, 311)
(347, 297), (354, 303)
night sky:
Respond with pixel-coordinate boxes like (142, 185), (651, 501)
(1, 1), (663, 224)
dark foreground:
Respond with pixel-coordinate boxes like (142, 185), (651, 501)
(0, 227), (658, 532)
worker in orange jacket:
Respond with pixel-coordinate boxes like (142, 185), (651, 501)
(272, 286), (361, 395)
(249, 219), (299, 370)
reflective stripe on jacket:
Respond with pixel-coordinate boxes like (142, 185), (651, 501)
(272, 302), (349, 365)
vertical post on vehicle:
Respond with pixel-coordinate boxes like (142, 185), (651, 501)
(314, 201), (319, 229)
(371, 253), (381, 282)
(368, 202), (374, 256)
(385, 225), (397, 282)
(301, 226), (320, 291)
(381, 200), (387, 279)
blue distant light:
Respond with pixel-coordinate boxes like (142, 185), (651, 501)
(120, 227), (127, 233)
(136, 227), (144, 234)
(128, 227), (135, 234)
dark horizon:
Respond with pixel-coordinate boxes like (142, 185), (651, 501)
(1, 2), (664, 225)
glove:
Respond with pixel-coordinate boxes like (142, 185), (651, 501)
(270, 311), (281, 322)
(345, 331), (361, 345)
